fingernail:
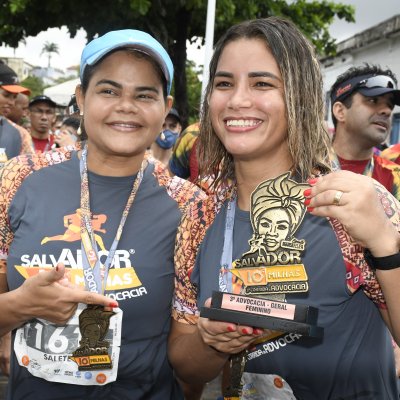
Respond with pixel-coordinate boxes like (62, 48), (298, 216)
(227, 325), (235, 332)
(304, 198), (311, 206)
(307, 178), (318, 185)
(307, 207), (314, 212)
(303, 188), (312, 197)
(109, 301), (119, 308)
(242, 328), (249, 335)
(253, 328), (263, 335)
(55, 265), (59, 272)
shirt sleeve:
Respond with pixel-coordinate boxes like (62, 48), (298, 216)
(0, 158), (25, 274)
(332, 180), (400, 308)
(8, 119), (34, 155)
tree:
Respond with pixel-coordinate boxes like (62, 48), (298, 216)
(0, 0), (354, 127)
(41, 41), (59, 68)
(186, 60), (202, 125)
(20, 76), (44, 98)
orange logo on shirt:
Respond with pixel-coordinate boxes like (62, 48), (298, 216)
(41, 208), (107, 251)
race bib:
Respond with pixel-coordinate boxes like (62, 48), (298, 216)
(14, 304), (122, 385)
(241, 372), (296, 400)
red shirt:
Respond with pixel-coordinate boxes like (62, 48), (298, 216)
(337, 154), (396, 197)
(32, 136), (54, 153)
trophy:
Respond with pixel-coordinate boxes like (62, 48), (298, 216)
(200, 173), (324, 398)
(201, 291), (322, 337)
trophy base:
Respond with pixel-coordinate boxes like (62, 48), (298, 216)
(200, 291), (323, 338)
(200, 307), (323, 337)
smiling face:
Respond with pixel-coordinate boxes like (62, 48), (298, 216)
(0, 88), (17, 117)
(76, 50), (172, 174)
(209, 38), (291, 169)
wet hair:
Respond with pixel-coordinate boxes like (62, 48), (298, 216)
(330, 63), (397, 129)
(198, 17), (331, 188)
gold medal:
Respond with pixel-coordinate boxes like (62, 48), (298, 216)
(70, 305), (115, 371)
(232, 172), (310, 298)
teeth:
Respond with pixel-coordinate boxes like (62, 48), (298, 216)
(226, 119), (260, 127)
(114, 123), (135, 128)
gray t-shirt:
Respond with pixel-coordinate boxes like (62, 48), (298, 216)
(192, 200), (398, 400)
(3, 150), (204, 400)
(0, 117), (22, 160)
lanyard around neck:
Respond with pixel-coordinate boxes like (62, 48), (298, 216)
(79, 145), (145, 293)
(220, 196), (237, 293)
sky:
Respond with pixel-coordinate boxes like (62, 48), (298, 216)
(0, 0), (399, 71)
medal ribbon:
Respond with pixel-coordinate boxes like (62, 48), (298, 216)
(220, 196), (236, 293)
(80, 144), (145, 293)
(220, 195), (248, 399)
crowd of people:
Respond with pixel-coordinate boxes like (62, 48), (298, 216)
(0, 14), (400, 400)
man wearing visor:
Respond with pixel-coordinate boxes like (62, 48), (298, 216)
(330, 64), (400, 200)
(330, 64), (400, 386)
(0, 61), (33, 167)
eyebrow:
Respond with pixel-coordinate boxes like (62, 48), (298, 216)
(95, 79), (160, 94)
(215, 71), (280, 80)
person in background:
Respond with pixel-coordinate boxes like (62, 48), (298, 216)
(7, 92), (29, 127)
(52, 113), (64, 132)
(28, 94), (58, 153)
(330, 64), (400, 200)
(0, 62), (33, 382)
(0, 61), (33, 166)
(330, 65), (400, 388)
(169, 121), (200, 181)
(66, 94), (80, 117)
(151, 107), (182, 165)
(53, 116), (80, 148)
(65, 94), (87, 143)
(0, 28), (205, 400)
(168, 17), (400, 399)
(381, 142), (400, 165)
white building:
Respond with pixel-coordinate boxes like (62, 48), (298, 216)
(321, 14), (400, 144)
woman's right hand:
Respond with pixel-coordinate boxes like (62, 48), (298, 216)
(15, 263), (117, 325)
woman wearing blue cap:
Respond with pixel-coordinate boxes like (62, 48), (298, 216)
(0, 29), (205, 399)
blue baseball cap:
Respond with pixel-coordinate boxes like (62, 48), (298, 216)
(80, 29), (174, 95)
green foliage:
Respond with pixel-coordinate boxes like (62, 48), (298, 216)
(0, 0), (355, 124)
(186, 60), (202, 124)
(129, 0), (151, 15)
(53, 75), (78, 85)
(20, 75), (44, 98)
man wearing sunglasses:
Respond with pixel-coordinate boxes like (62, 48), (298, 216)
(330, 64), (400, 200)
(330, 64), (400, 388)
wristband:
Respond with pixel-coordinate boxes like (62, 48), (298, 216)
(364, 248), (400, 271)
